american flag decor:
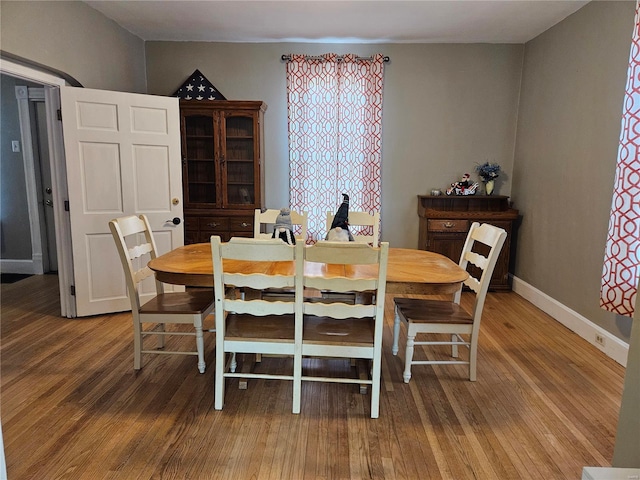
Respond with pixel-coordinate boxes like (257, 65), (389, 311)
(172, 69), (226, 100)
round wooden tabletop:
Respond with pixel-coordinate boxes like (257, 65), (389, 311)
(148, 243), (468, 295)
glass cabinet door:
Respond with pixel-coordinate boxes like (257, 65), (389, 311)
(182, 113), (219, 206)
(221, 112), (258, 207)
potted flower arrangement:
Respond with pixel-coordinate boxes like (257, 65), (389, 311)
(475, 162), (501, 195)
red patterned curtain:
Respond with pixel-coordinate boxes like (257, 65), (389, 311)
(286, 53), (385, 242)
(601, 2), (640, 317)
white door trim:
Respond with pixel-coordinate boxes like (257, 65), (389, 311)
(14, 85), (44, 274)
(1, 58), (76, 317)
(0, 58), (66, 87)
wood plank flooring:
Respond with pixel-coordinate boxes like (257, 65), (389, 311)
(0, 274), (624, 479)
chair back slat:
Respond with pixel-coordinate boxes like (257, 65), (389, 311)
(223, 237), (298, 262)
(305, 240), (381, 265)
(325, 211), (380, 245)
(304, 302), (376, 319)
(225, 299), (295, 316)
(464, 275), (481, 294)
(304, 276), (378, 293)
(470, 222), (506, 247)
(254, 208), (308, 242)
(109, 215), (162, 309)
(462, 222), (507, 319)
(133, 265), (155, 285)
(129, 242), (153, 260)
(224, 272), (295, 290)
(114, 215), (146, 237)
(463, 251), (488, 271)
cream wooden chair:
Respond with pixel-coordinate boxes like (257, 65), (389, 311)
(109, 215), (215, 373)
(254, 208), (308, 305)
(325, 210), (380, 246)
(392, 222), (507, 382)
(297, 241), (389, 418)
(211, 236), (304, 413)
(254, 208), (308, 243)
(323, 210), (380, 303)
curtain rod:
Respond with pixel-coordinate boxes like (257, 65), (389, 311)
(281, 54), (390, 63)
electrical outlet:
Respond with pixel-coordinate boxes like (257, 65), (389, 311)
(595, 334), (605, 347)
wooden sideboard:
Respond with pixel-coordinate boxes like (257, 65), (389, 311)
(417, 195), (519, 291)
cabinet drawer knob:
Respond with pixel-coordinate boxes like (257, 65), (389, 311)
(444, 222), (455, 228)
(240, 222), (250, 228)
(207, 222), (219, 228)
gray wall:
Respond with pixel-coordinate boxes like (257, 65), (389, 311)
(0, 1), (146, 92)
(0, 1), (147, 268)
(513, 1), (635, 341)
(146, 42), (523, 249)
(0, 75), (33, 260)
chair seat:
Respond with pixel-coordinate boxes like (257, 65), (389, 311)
(225, 313), (295, 342)
(140, 290), (214, 315)
(303, 316), (374, 346)
(394, 297), (473, 325)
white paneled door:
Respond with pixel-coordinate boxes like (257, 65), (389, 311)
(60, 87), (184, 317)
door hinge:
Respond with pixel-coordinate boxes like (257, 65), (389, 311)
(70, 285), (76, 296)
(64, 200), (70, 212)
(57, 108), (62, 121)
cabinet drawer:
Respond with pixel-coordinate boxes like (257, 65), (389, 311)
(229, 217), (253, 232)
(200, 217), (229, 232)
(427, 219), (469, 232)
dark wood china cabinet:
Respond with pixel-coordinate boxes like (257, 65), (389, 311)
(180, 100), (266, 243)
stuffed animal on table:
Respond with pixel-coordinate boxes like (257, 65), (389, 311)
(271, 208), (296, 245)
(325, 193), (354, 241)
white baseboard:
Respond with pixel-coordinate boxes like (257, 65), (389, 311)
(0, 259), (36, 275)
(511, 276), (629, 367)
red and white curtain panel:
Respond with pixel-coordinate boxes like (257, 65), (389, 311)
(601, 1), (640, 317)
(286, 53), (385, 242)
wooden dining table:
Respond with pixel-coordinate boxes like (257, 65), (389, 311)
(149, 243), (468, 295)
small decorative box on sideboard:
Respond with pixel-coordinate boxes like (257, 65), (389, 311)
(417, 195), (519, 291)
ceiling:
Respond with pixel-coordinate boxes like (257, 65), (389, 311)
(84, 0), (591, 44)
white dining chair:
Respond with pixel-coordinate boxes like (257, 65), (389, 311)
(109, 214), (215, 373)
(392, 222), (507, 382)
(255, 208), (308, 243)
(297, 240), (389, 418)
(211, 236), (304, 413)
(325, 210), (380, 246)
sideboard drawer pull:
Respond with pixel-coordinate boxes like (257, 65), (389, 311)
(427, 219), (469, 232)
(240, 222), (250, 228)
(207, 222), (219, 228)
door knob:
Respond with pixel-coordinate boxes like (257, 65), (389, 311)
(45, 187), (52, 194)
(167, 217), (181, 225)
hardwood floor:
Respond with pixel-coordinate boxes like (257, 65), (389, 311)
(1, 274), (624, 479)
